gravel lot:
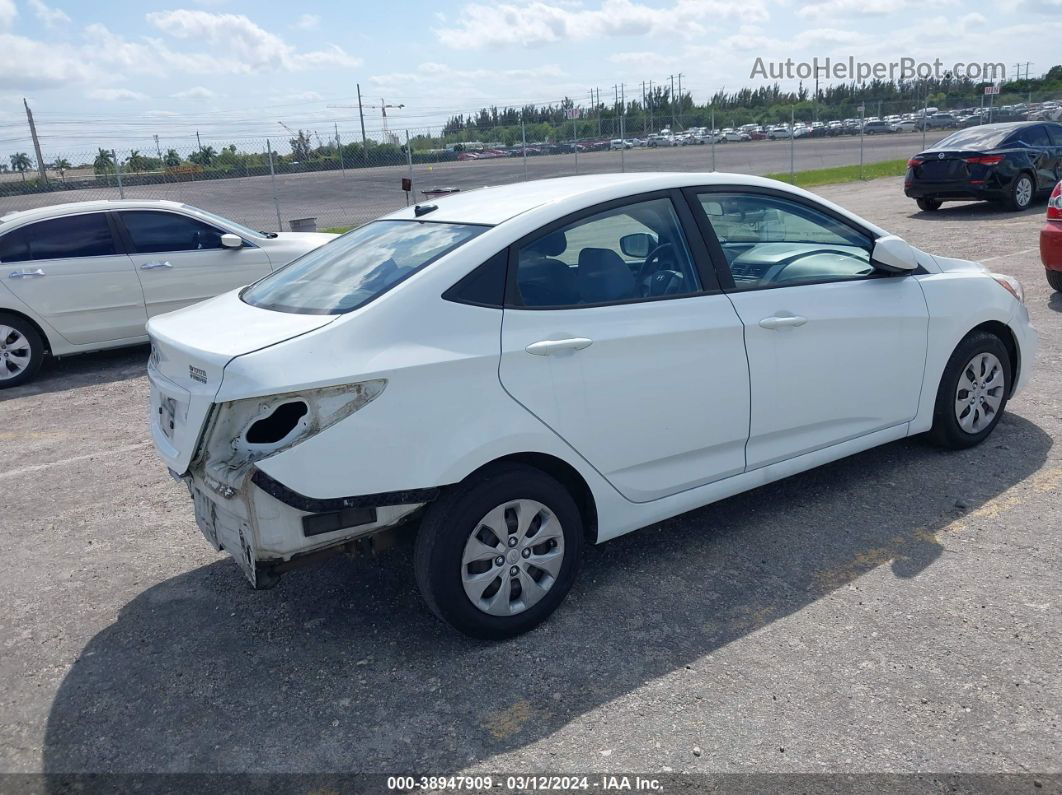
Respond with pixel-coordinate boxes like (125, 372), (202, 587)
(1, 177), (1059, 781)
(0, 131), (940, 231)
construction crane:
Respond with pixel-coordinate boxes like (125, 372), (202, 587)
(326, 97), (405, 144)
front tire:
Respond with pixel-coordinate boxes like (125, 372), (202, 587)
(928, 331), (1011, 449)
(0, 313), (45, 388)
(1006, 173), (1035, 211)
(1047, 268), (1062, 293)
(916, 197), (942, 212)
(414, 464), (583, 639)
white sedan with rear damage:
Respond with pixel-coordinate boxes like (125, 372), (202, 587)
(146, 173), (1036, 639)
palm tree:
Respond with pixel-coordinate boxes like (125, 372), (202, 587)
(9, 152), (32, 182)
(188, 145), (217, 167)
(52, 157), (71, 185)
(163, 148), (181, 168)
(93, 148), (115, 175)
(126, 150), (149, 172)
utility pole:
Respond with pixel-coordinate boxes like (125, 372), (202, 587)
(356, 83), (367, 148)
(196, 130), (203, 155)
(670, 74), (676, 130)
(648, 79), (654, 132)
(23, 98), (47, 184)
(335, 122), (345, 175)
(153, 134), (165, 182)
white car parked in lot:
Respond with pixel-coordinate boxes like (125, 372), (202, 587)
(0, 200), (335, 387)
(147, 173), (1036, 638)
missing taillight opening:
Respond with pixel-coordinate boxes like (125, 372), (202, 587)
(245, 401), (308, 445)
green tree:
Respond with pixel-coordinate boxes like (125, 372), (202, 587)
(289, 130), (313, 161)
(52, 157), (71, 185)
(188, 146), (217, 166)
(9, 152), (32, 181)
(163, 149), (181, 168)
(126, 150), (150, 172)
(93, 148), (115, 175)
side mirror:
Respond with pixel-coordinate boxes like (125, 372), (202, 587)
(871, 234), (918, 272)
(619, 232), (656, 259)
(220, 233), (243, 249)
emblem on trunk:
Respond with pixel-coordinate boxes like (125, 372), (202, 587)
(189, 365), (208, 384)
(938, 152), (945, 159)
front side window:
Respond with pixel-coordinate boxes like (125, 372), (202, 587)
(5, 213), (116, 261)
(243, 220), (485, 314)
(514, 196), (700, 308)
(697, 192), (872, 289)
(120, 211), (226, 253)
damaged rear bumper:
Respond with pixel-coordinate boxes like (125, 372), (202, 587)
(186, 466), (430, 588)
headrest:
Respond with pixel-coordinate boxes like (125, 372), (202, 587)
(577, 248), (636, 303)
(530, 230), (567, 257)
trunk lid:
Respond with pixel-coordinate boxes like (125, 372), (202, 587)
(913, 151), (975, 181)
(146, 289), (336, 474)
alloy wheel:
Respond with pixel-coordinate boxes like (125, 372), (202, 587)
(460, 499), (565, 617)
(954, 351), (1005, 434)
(1015, 176), (1033, 209)
(0, 325), (32, 381)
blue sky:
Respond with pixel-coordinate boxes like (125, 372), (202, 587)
(1, 0), (1060, 155)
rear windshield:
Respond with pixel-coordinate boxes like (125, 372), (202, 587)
(242, 220), (485, 314)
(933, 126), (1014, 150)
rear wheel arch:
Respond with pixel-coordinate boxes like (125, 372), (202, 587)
(0, 307), (51, 355)
(458, 453), (600, 544)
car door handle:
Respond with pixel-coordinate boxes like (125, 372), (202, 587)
(525, 337), (593, 356)
(140, 261), (173, 270)
(759, 314), (807, 330)
(7, 268), (45, 279)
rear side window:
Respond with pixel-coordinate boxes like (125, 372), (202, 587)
(935, 127), (1011, 150)
(0, 227), (31, 264)
(1006, 125), (1051, 147)
(243, 220), (485, 314)
(120, 211), (225, 253)
(4, 213), (116, 261)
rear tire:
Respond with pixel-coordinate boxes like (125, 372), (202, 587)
(414, 464), (583, 639)
(916, 197), (942, 212)
(1006, 173), (1035, 211)
(0, 313), (45, 389)
(928, 331), (1011, 450)
(1047, 268), (1062, 293)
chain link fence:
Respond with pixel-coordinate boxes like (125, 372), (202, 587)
(2, 91), (1059, 233)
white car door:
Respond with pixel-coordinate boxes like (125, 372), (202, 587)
(117, 210), (273, 317)
(689, 188), (929, 470)
(499, 193), (750, 503)
(0, 212), (147, 344)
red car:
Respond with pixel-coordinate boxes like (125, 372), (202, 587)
(1043, 180), (1062, 292)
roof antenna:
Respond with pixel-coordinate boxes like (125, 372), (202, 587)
(414, 204), (437, 217)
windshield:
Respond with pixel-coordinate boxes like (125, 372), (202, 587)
(242, 220), (485, 314)
(933, 126), (1014, 151)
(181, 206), (265, 239)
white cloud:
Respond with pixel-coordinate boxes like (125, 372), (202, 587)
(172, 85), (217, 99)
(28, 0), (71, 27)
(294, 13), (320, 30)
(434, 0), (767, 49)
(0, 32), (102, 88)
(0, 0), (16, 30)
(370, 62), (564, 87)
(146, 9), (360, 70)
(88, 87), (147, 101)
(798, 0), (956, 18)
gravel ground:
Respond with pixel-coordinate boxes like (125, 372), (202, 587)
(0, 178), (1059, 782)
